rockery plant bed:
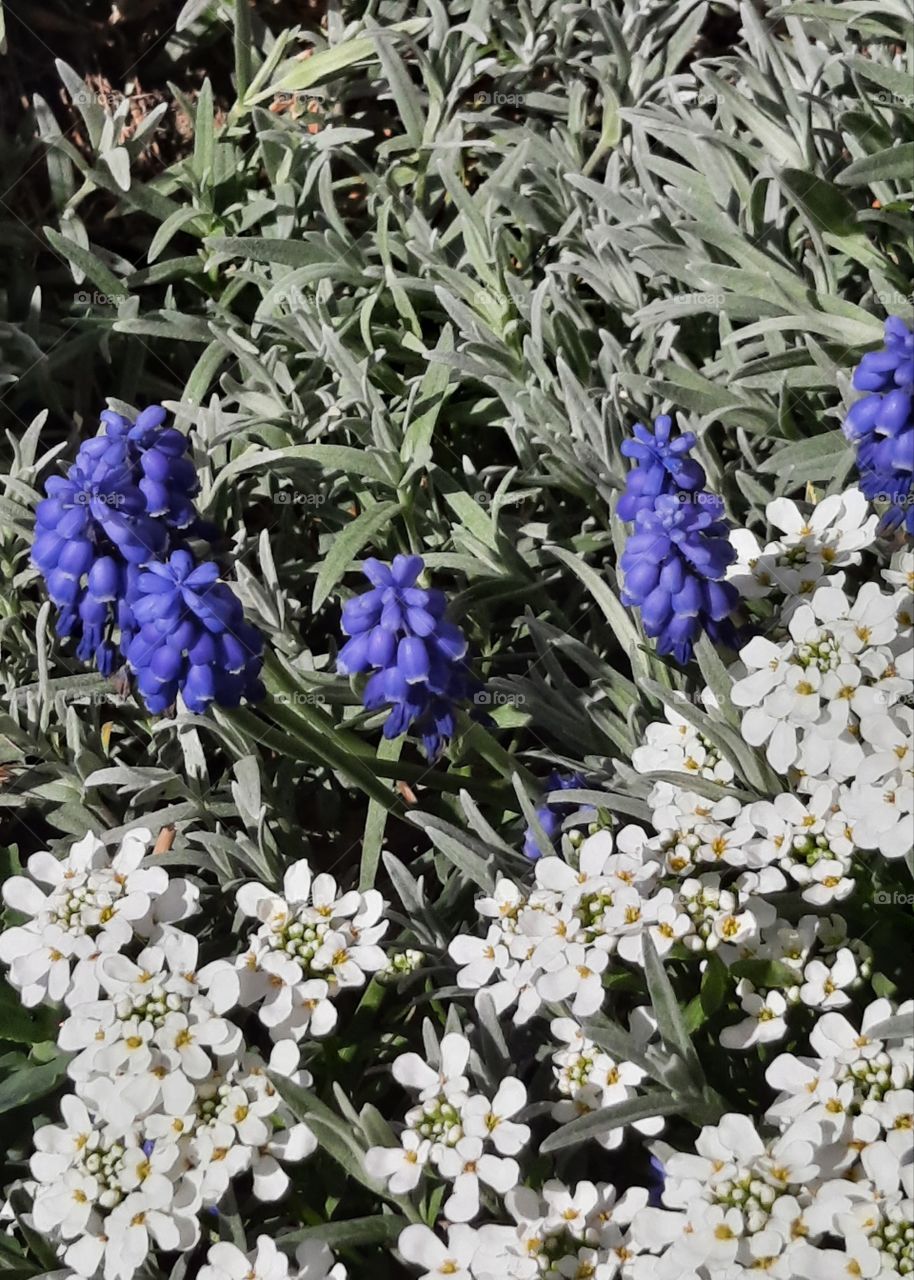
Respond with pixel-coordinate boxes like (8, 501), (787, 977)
(0, 1), (912, 1278)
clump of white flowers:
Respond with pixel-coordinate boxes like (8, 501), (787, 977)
(636, 1000), (913, 1280)
(632, 702), (735, 784)
(448, 826), (695, 1019)
(199, 1235), (346, 1279)
(728, 488), (878, 609)
(549, 1009), (665, 1147)
(390, 999), (913, 1279)
(445, 811), (877, 1063)
(0, 828), (197, 1008)
(365, 1032), (531, 1223)
(210, 859), (389, 1041)
(731, 581), (912, 784)
(0, 835), (328, 1280)
(397, 1181), (654, 1278)
(33, 984), (314, 1279)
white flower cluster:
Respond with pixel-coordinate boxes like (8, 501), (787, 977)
(632, 704), (735, 784)
(0, 834), (328, 1280)
(448, 828), (703, 1023)
(211, 860), (389, 1041)
(637, 999), (913, 1279)
(393, 1002), (912, 1280)
(397, 1182), (652, 1279)
(447, 821), (864, 1050)
(0, 828), (197, 1008)
(31, 1030), (313, 1280)
(718, 910), (874, 1050)
(199, 1235), (345, 1279)
(732, 577), (912, 796)
(549, 1009), (664, 1147)
(638, 610), (911, 884)
(386, 963), (912, 1278)
(447, 751), (886, 1063)
(729, 523), (911, 867)
(728, 489), (878, 610)
(365, 1032), (531, 1223)
(643, 778), (861, 904)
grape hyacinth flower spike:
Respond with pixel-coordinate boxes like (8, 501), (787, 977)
(338, 555), (476, 759)
(617, 414), (707, 521)
(125, 549), (264, 715)
(618, 415), (739, 664)
(32, 416), (169, 676)
(32, 404), (264, 711)
(844, 315), (914, 535)
(101, 405), (201, 530)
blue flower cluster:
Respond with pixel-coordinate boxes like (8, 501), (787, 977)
(338, 555), (475, 759)
(522, 771), (587, 860)
(126, 551), (264, 714)
(844, 316), (914, 535)
(32, 406), (263, 714)
(619, 415), (739, 664)
(617, 415), (706, 521)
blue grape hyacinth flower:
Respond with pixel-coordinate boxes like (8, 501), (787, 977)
(338, 554), (475, 759)
(618, 418), (738, 665)
(522, 771), (588, 860)
(32, 423), (167, 677)
(125, 549), (264, 715)
(617, 414), (707, 522)
(33, 437), (164, 580)
(845, 316), (914, 534)
(33, 405), (264, 712)
(101, 405), (200, 529)
(621, 493), (739, 664)
(852, 315), (914, 393)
